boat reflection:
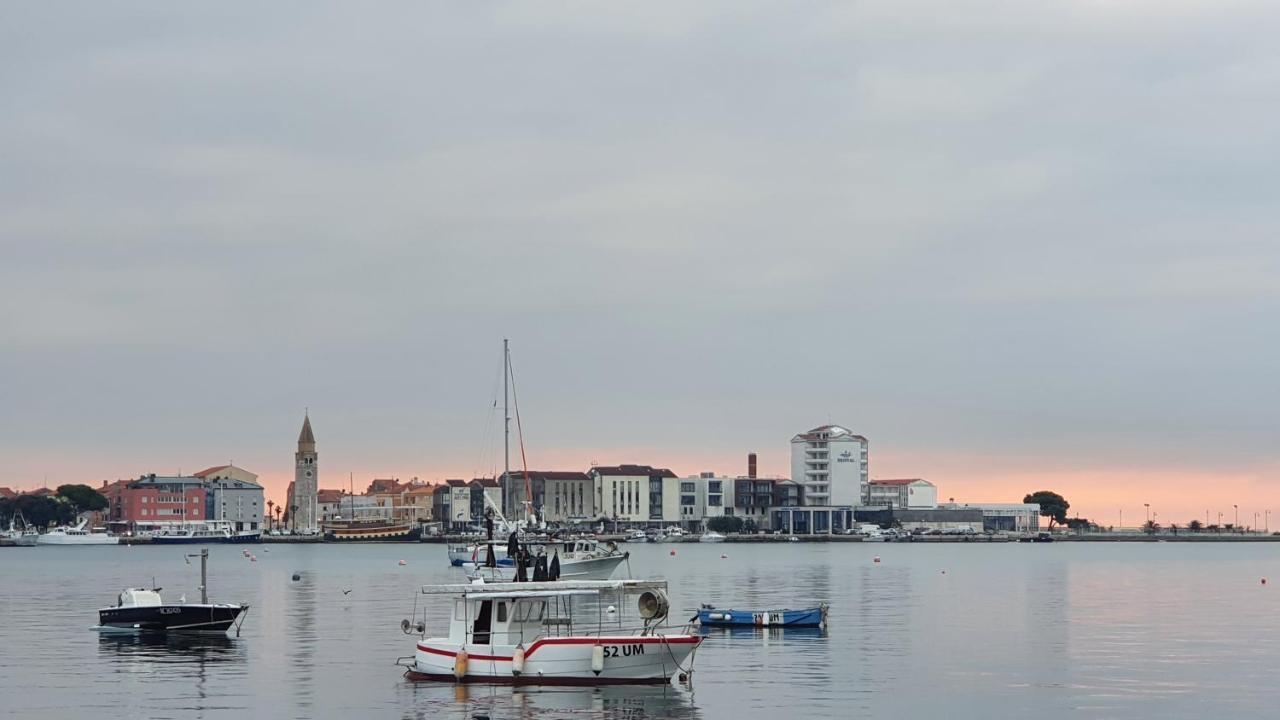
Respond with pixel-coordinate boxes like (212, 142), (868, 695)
(97, 632), (246, 664)
(697, 625), (828, 641)
(403, 682), (700, 720)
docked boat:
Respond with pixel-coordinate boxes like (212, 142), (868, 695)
(398, 579), (701, 685)
(464, 538), (628, 582)
(96, 549), (249, 635)
(151, 522), (261, 545)
(324, 519), (420, 542)
(658, 527), (687, 543)
(625, 530), (650, 543)
(697, 603), (828, 628)
(36, 519), (119, 545)
(2, 512), (39, 546)
(697, 531), (726, 543)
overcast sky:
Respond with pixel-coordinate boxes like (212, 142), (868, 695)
(3, 1), (1277, 523)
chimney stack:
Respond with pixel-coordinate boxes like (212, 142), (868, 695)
(748, 452), (758, 479)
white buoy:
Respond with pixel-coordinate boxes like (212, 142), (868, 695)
(399, 559), (407, 566)
(250, 555), (257, 562)
(512, 645), (526, 676)
(606, 605), (617, 614)
(873, 556), (881, 564)
(590, 645), (605, 675)
(720, 554), (728, 559)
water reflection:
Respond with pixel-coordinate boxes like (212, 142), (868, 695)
(399, 682), (700, 720)
(97, 632), (245, 663)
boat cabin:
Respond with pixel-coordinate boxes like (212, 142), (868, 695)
(117, 588), (164, 608)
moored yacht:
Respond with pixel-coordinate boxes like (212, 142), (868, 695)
(464, 537), (628, 582)
(36, 519), (118, 545)
(698, 531), (726, 543)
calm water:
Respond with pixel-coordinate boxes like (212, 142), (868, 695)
(2, 541), (1278, 719)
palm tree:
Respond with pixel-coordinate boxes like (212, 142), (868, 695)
(1169, 522), (1179, 536)
(1143, 520), (1160, 535)
(275, 505), (283, 528)
(1188, 519), (1203, 533)
(266, 500), (275, 531)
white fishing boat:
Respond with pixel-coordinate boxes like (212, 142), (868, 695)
(464, 538), (628, 582)
(697, 531), (726, 544)
(2, 512), (39, 546)
(398, 579), (701, 685)
(625, 530), (649, 543)
(36, 519), (119, 545)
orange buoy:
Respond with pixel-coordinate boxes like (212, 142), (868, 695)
(454, 648), (469, 679)
(670, 549), (676, 556)
(512, 645), (526, 676)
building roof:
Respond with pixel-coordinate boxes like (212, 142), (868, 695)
(590, 464), (677, 478)
(470, 478), (501, 488)
(405, 485), (438, 496)
(870, 478), (932, 487)
(367, 478), (404, 494)
(25, 487), (54, 497)
(298, 414), (315, 444)
(0, 487), (15, 499)
(444, 479), (468, 487)
(193, 465), (231, 478)
(317, 489), (346, 503)
(522, 471), (592, 482)
(791, 425), (868, 443)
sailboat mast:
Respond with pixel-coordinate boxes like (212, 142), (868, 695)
(503, 338), (511, 517)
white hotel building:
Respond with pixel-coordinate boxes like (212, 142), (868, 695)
(790, 425), (868, 507)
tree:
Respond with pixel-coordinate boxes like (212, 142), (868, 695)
(1188, 519), (1203, 533)
(0, 497), (12, 527)
(705, 516), (744, 534)
(1169, 523), (1179, 536)
(55, 484), (108, 514)
(1143, 520), (1160, 535)
(1065, 517), (1094, 530)
(267, 500), (275, 530)
(1024, 491), (1070, 529)
(15, 495), (71, 530)
(742, 519), (759, 534)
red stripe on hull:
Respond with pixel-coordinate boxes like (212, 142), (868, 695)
(404, 670), (676, 686)
(416, 635), (700, 662)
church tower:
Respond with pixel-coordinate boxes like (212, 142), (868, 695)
(294, 412), (319, 531)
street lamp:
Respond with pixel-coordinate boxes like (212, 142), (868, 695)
(1254, 512), (1259, 534)
(1217, 511), (1222, 529)
(1234, 504), (1239, 530)
(1119, 508), (1123, 531)
(1144, 503), (1151, 524)
(1267, 509), (1271, 533)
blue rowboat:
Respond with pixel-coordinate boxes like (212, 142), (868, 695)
(697, 603), (828, 628)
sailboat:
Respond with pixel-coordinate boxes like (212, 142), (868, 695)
(2, 511), (39, 546)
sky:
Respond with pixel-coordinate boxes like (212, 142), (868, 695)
(2, 1), (1278, 527)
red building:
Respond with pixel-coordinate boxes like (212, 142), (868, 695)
(101, 475), (205, 531)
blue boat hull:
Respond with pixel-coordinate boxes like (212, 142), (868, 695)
(698, 605), (827, 628)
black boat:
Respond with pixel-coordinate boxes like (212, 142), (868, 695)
(96, 549), (249, 635)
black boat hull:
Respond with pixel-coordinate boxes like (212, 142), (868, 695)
(98, 604), (247, 634)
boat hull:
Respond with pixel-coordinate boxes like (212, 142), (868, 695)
(408, 635), (700, 685)
(151, 532), (261, 544)
(449, 544), (511, 566)
(98, 604), (247, 634)
(697, 606), (827, 628)
(325, 524), (420, 542)
(36, 533), (118, 545)
(463, 554), (626, 582)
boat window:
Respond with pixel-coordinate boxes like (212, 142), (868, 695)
(513, 600), (546, 622)
(497, 602), (507, 623)
(454, 599), (466, 621)
(473, 600), (493, 644)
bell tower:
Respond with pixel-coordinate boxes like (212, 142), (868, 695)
(294, 412), (318, 531)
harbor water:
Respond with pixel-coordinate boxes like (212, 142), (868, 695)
(1, 541), (1278, 719)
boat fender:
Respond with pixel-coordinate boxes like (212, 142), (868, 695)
(454, 649), (469, 680)
(512, 645), (525, 676)
(590, 644), (604, 675)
